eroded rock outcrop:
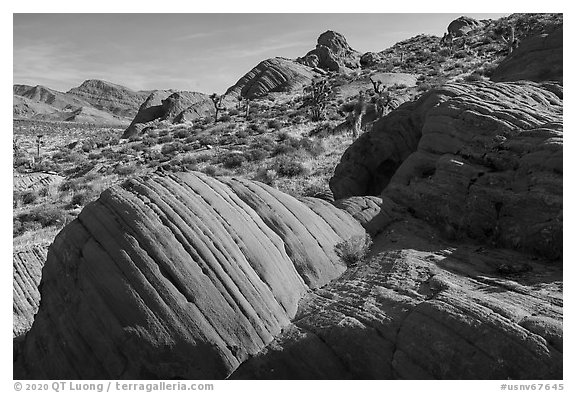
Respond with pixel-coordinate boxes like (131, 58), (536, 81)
(298, 31), (361, 72)
(15, 172), (364, 379)
(491, 27), (563, 83)
(225, 57), (316, 99)
(331, 81), (562, 259)
(13, 245), (48, 337)
(232, 216), (562, 379)
(447, 16), (483, 37)
(122, 91), (213, 138)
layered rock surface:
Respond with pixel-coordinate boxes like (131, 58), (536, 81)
(232, 216), (562, 379)
(15, 172), (364, 379)
(13, 245), (48, 337)
(122, 91), (213, 138)
(491, 27), (563, 83)
(331, 81), (562, 259)
(225, 57), (316, 99)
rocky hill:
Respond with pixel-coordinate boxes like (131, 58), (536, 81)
(67, 79), (150, 118)
(13, 79), (150, 125)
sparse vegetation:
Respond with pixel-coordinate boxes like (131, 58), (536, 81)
(335, 234), (373, 266)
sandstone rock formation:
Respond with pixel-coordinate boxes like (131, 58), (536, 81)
(491, 27), (563, 83)
(232, 216), (562, 379)
(13, 245), (48, 337)
(14, 172), (64, 192)
(225, 57), (316, 99)
(447, 16), (483, 37)
(331, 81), (562, 259)
(298, 31), (361, 72)
(122, 91), (213, 138)
(14, 172), (364, 379)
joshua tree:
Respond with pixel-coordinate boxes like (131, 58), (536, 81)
(501, 26), (519, 54)
(244, 97), (251, 118)
(303, 78), (332, 121)
(352, 92), (367, 140)
(369, 77), (384, 95)
(209, 93), (225, 123)
(441, 32), (454, 55)
(36, 134), (44, 158)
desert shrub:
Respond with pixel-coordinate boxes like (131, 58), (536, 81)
(20, 190), (39, 205)
(101, 148), (122, 160)
(114, 163), (138, 176)
(253, 168), (278, 185)
(298, 137), (325, 157)
(417, 82), (433, 92)
(334, 234), (373, 266)
(17, 206), (71, 229)
(236, 129), (249, 138)
(453, 50), (468, 59)
(174, 128), (193, 139)
(273, 156), (307, 177)
(267, 119), (282, 130)
(464, 72), (483, 82)
(246, 148), (268, 162)
(198, 135), (217, 146)
(478, 63), (498, 77)
(203, 165), (224, 177)
(219, 114), (232, 122)
(131, 142), (147, 152)
(158, 135), (174, 144)
(161, 142), (182, 155)
(222, 152), (246, 169)
(273, 140), (297, 156)
(249, 123), (266, 134)
(69, 188), (99, 207)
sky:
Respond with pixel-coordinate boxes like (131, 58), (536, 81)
(13, 13), (510, 95)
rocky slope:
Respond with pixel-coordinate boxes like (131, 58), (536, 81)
(14, 172), (364, 379)
(122, 91), (213, 138)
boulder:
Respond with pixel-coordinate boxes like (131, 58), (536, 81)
(491, 26), (563, 83)
(360, 52), (382, 68)
(447, 16), (483, 37)
(225, 57), (316, 99)
(15, 172), (364, 379)
(298, 31), (361, 72)
(331, 81), (562, 259)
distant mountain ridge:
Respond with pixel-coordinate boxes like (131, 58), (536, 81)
(13, 79), (151, 125)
